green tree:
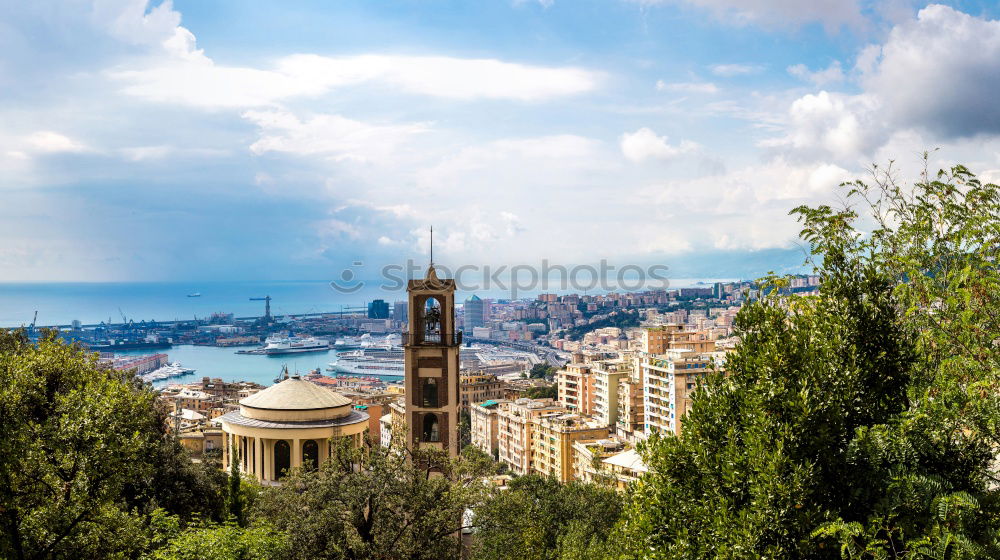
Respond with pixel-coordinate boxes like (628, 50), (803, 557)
(148, 523), (288, 560)
(253, 438), (492, 560)
(0, 331), (228, 559)
(523, 384), (558, 400)
(229, 456), (246, 527)
(473, 475), (624, 560)
(529, 364), (557, 380)
(619, 159), (1000, 559)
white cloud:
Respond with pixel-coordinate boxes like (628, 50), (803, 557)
(709, 63), (764, 76)
(761, 91), (883, 162)
(656, 80), (719, 93)
(636, 159), (852, 252)
(787, 61), (845, 86)
(317, 218), (361, 239)
(861, 4), (1000, 137)
(243, 110), (430, 162)
(625, 0), (863, 31)
(620, 128), (699, 162)
(767, 6), (1000, 163)
(25, 131), (88, 153)
(108, 22), (601, 109)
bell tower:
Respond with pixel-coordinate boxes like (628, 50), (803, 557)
(404, 258), (462, 457)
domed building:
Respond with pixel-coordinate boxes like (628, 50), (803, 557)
(219, 376), (369, 482)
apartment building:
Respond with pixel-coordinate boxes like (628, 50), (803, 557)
(531, 413), (608, 482)
(571, 437), (626, 483)
(590, 359), (630, 428)
(615, 376), (644, 441)
(556, 359), (595, 415)
(460, 372), (506, 413)
(641, 348), (723, 436)
(643, 324), (717, 354)
(470, 399), (507, 459)
(496, 398), (564, 475)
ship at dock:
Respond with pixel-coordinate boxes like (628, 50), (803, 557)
(327, 334), (404, 377)
(261, 334), (330, 355)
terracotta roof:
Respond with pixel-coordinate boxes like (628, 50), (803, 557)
(240, 378), (352, 410)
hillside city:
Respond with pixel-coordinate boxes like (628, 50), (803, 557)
(5, 1), (1000, 559)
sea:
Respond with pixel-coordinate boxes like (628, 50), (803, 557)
(110, 345), (393, 389)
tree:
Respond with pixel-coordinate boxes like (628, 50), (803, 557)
(148, 523), (288, 560)
(228, 456), (246, 528)
(253, 438), (492, 560)
(619, 159), (1000, 559)
(523, 385), (557, 400)
(0, 331), (229, 559)
(529, 364), (557, 380)
(473, 475), (624, 560)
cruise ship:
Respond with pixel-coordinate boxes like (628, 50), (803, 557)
(329, 349), (405, 377)
(328, 335), (404, 377)
(262, 335), (330, 355)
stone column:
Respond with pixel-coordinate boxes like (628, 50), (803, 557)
(262, 439), (271, 482)
(254, 437), (263, 481)
(292, 438), (302, 468)
(222, 433), (229, 470)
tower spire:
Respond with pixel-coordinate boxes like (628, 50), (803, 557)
(429, 225), (433, 266)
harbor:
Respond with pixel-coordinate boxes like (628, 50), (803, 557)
(112, 344), (388, 388)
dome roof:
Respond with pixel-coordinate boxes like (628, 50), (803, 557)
(241, 378), (352, 411)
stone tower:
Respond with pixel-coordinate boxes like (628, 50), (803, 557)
(404, 264), (462, 457)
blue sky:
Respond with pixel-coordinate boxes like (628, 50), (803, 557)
(2, 0), (1000, 283)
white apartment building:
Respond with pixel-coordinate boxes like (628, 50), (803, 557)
(470, 399), (506, 459)
(640, 348), (724, 436)
(379, 414), (393, 448)
(590, 359), (630, 428)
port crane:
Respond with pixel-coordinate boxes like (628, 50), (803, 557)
(250, 296), (272, 322)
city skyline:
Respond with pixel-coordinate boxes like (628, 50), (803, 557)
(3, 0), (1000, 282)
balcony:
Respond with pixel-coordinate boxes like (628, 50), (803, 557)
(401, 331), (463, 347)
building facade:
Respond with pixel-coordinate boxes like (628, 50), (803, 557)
(218, 377), (369, 483)
(404, 265), (462, 457)
(470, 399), (506, 459)
(556, 359), (595, 415)
(459, 372), (506, 413)
(590, 359), (629, 428)
(464, 294), (485, 331)
(530, 413), (608, 482)
(496, 398), (563, 475)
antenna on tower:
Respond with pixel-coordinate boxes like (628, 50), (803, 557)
(429, 225), (434, 266)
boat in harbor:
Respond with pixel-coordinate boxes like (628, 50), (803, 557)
(328, 344), (405, 377)
(141, 362), (195, 383)
(261, 335), (330, 355)
(187, 293), (201, 297)
(332, 336), (363, 350)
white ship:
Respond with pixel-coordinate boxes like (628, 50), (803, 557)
(328, 341), (405, 377)
(141, 362), (195, 383)
(262, 335), (330, 355)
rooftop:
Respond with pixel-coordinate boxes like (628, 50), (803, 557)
(240, 377), (352, 410)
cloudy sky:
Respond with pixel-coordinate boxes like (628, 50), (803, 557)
(2, 0), (1000, 283)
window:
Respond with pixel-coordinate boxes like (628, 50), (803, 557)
(302, 440), (319, 469)
(423, 413), (440, 442)
(274, 440), (291, 480)
(422, 378), (439, 407)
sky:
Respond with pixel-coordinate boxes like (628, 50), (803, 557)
(2, 0), (1000, 284)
